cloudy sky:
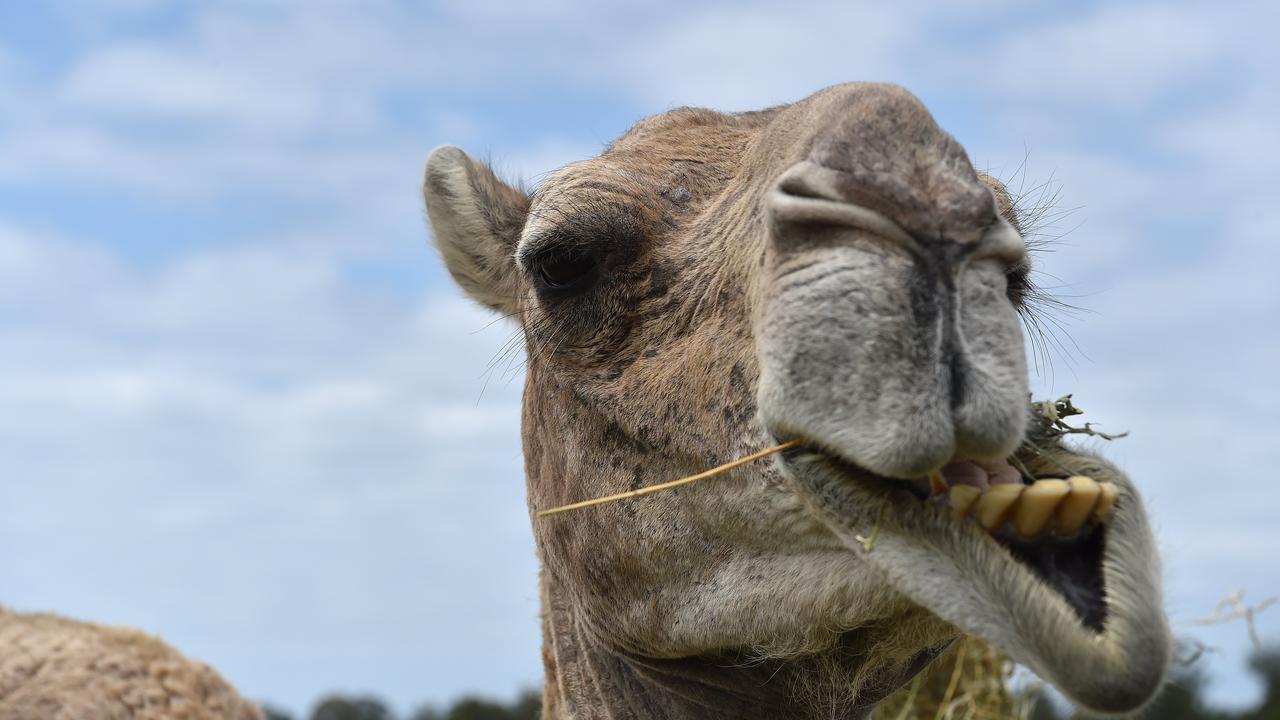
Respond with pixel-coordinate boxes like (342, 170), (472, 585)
(1, 0), (1276, 715)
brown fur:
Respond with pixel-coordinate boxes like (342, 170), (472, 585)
(0, 608), (262, 720)
(425, 83), (1170, 718)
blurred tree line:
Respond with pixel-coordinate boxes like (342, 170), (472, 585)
(261, 689), (540, 720)
(260, 646), (1279, 720)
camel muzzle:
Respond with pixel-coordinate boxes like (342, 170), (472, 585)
(757, 156), (1030, 480)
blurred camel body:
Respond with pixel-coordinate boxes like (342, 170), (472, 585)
(0, 608), (262, 720)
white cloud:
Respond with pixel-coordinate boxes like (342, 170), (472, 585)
(0, 223), (536, 713)
(6, 0), (1277, 199)
(496, 137), (603, 187)
(606, 3), (912, 110)
(3, 0), (1279, 713)
(973, 4), (1236, 110)
(1158, 85), (1280, 189)
(61, 44), (372, 134)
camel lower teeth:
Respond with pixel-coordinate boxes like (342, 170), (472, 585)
(947, 476), (1120, 538)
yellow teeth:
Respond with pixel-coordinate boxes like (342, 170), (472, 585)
(929, 471), (948, 496)
(1056, 476), (1101, 535)
(976, 484), (1024, 531)
(1095, 481), (1119, 520)
(942, 474), (1118, 537)
(1014, 479), (1070, 538)
(949, 484), (981, 517)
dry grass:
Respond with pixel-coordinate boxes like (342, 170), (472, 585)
(873, 637), (1038, 720)
(874, 591), (1279, 720)
(535, 439), (800, 517)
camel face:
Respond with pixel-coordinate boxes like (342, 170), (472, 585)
(425, 83), (1169, 717)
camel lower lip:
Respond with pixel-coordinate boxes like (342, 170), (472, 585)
(781, 441), (1169, 712)
(796, 446), (1112, 632)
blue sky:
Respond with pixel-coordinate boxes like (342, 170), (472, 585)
(1, 1), (1276, 715)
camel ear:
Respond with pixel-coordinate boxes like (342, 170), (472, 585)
(423, 146), (530, 315)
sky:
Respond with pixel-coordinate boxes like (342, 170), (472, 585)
(0, 0), (1276, 715)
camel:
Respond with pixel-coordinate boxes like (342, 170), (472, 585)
(424, 82), (1171, 718)
(0, 607), (262, 719)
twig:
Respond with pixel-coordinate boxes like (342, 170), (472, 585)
(935, 639), (968, 720)
(1007, 454), (1035, 483)
(892, 673), (924, 720)
(855, 494), (890, 552)
(1175, 638), (1215, 667)
(1015, 394), (1128, 479)
(1190, 590), (1278, 650)
(1025, 394), (1127, 445)
(536, 439), (801, 517)
(1054, 423), (1128, 441)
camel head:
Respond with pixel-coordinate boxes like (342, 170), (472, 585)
(423, 83), (1170, 718)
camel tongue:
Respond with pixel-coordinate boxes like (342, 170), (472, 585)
(940, 461), (987, 489)
(928, 458), (1023, 494)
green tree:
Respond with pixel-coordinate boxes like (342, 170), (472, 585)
(410, 689), (540, 720)
(408, 705), (444, 720)
(1133, 666), (1222, 720)
(508, 690), (540, 720)
(261, 706), (296, 720)
(1243, 647), (1280, 720)
(310, 695), (393, 720)
(446, 697), (513, 720)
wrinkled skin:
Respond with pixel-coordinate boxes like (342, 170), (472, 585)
(424, 83), (1170, 719)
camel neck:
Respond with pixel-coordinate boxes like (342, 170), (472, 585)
(538, 580), (940, 719)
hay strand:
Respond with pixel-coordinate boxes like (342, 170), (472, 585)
(536, 439), (801, 517)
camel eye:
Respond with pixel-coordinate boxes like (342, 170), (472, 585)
(534, 249), (597, 292)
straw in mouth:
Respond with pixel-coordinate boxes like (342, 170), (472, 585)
(535, 439), (802, 517)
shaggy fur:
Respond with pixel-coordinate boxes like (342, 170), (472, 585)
(0, 608), (262, 720)
(424, 82), (1170, 718)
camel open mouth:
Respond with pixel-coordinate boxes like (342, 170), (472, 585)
(777, 436), (1170, 714)
(815, 450), (1114, 633)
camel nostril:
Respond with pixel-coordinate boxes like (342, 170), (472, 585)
(948, 347), (967, 410)
(768, 160), (1028, 272)
(775, 166), (833, 202)
(767, 160), (918, 251)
